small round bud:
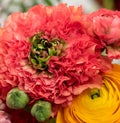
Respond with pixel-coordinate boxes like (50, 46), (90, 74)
(6, 88), (29, 109)
(31, 100), (51, 122)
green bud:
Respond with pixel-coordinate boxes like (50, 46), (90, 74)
(6, 88), (29, 109)
(31, 100), (52, 122)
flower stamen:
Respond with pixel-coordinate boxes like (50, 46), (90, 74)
(29, 34), (65, 71)
(90, 88), (100, 99)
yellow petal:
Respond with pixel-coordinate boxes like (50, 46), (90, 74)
(56, 108), (66, 123)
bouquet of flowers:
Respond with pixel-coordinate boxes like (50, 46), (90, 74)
(0, 4), (120, 123)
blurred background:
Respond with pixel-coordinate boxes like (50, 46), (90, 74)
(0, 0), (120, 27)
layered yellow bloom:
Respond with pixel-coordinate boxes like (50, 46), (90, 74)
(56, 64), (120, 123)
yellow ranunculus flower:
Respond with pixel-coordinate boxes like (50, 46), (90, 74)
(56, 64), (120, 123)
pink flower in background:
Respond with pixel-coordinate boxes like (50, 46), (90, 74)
(81, 9), (120, 58)
(0, 111), (11, 123)
(0, 99), (11, 123)
(82, 9), (120, 45)
(0, 99), (5, 110)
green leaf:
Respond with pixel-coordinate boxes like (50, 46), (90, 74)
(44, 0), (53, 6)
(103, 0), (115, 10)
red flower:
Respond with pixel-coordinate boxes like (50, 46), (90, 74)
(0, 4), (111, 107)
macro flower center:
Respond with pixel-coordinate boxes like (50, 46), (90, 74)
(90, 88), (100, 99)
(29, 33), (65, 71)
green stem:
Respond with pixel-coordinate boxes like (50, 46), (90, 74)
(44, 0), (53, 6)
(20, 2), (28, 12)
(32, 0), (38, 5)
(103, 0), (115, 10)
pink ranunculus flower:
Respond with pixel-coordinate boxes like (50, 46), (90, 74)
(0, 99), (11, 123)
(0, 111), (11, 123)
(81, 9), (120, 58)
(0, 4), (111, 106)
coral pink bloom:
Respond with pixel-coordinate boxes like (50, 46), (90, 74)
(81, 9), (120, 58)
(0, 4), (111, 106)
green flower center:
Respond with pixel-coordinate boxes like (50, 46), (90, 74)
(90, 88), (100, 99)
(29, 34), (65, 71)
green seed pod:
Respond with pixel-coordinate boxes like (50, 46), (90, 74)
(31, 100), (52, 122)
(6, 88), (29, 109)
